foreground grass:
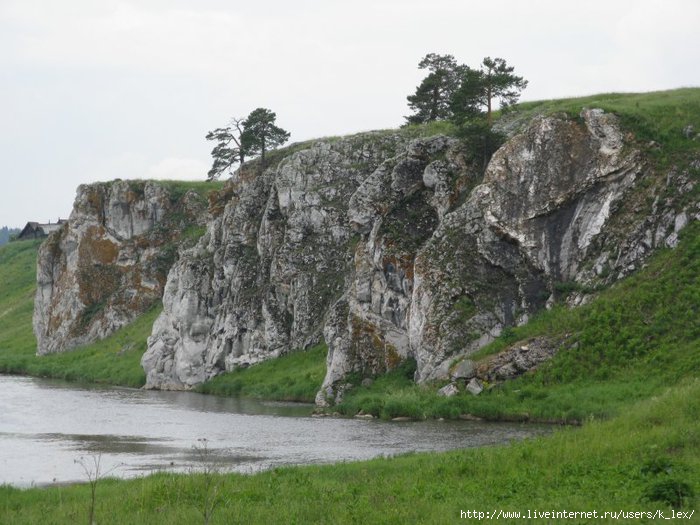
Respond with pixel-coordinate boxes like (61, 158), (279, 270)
(2, 378), (698, 524)
(0, 240), (155, 387)
(196, 343), (327, 402)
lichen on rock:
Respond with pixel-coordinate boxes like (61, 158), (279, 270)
(139, 111), (697, 402)
(33, 180), (208, 355)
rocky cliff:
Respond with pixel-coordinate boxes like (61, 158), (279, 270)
(140, 109), (697, 403)
(33, 180), (209, 354)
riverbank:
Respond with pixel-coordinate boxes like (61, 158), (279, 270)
(2, 378), (697, 524)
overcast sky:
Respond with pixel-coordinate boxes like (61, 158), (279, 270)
(2, 0), (699, 227)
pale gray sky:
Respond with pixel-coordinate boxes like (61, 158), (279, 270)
(2, 0), (699, 227)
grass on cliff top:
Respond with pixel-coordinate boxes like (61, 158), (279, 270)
(0, 240), (153, 387)
(122, 179), (225, 199)
(336, 221), (700, 423)
(196, 343), (327, 403)
(3, 377), (698, 524)
(509, 87), (700, 166)
(252, 88), (700, 177)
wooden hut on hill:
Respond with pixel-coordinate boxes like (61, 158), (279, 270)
(17, 219), (67, 240)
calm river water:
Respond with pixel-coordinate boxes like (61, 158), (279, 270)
(0, 375), (549, 487)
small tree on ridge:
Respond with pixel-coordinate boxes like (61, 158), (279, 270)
(242, 108), (290, 167)
(204, 117), (250, 181)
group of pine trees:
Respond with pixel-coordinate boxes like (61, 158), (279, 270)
(405, 54), (527, 127)
(405, 54), (527, 166)
(206, 54), (526, 180)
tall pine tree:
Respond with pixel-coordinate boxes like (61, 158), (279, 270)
(242, 108), (290, 166)
(451, 57), (528, 125)
(405, 54), (464, 124)
(204, 117), (251, 180)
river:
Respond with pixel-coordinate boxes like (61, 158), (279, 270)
(0, 375), (549, 487)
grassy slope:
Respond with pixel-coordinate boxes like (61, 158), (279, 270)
(196, 343), (327, 402)
(0, 240), (156, 387)
(508, 88), (700, 167)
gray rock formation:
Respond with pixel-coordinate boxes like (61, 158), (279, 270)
(137, 110), (697, 402)
(33, 180), (207, 354)
(471, 337), (563, 383)
(142, 134), (409, 389)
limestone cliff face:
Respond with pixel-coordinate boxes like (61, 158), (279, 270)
(139, 111), (697, 402)
(33, 180), (207, 354)
(141, 134), (409, 388)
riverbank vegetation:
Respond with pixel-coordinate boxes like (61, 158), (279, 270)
(2, 377), (697, 523)
(196, 343), (327, 402)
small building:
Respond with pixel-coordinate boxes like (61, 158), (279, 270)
(17, 219), (67, 240)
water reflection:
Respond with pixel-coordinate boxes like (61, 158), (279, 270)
(0, 375), (550, 487)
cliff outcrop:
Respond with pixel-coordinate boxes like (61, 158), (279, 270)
(140, 110), (697, 402)
(34, 108), (697, 403)
(33, 180), (209, 354)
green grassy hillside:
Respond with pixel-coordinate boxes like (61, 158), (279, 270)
(196, 343), (327, 402)
(0, 240), (153, 387)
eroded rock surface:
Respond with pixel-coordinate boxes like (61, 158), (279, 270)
(34, 181), (207, 354)
(138, 111), (697, 402)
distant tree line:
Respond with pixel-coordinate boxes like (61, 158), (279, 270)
(0, 226), (20, 246)
(205, 108), (290, 181)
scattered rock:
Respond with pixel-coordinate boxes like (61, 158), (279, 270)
(391, 416), (413, 422)
(466, 378), (483, 396)
(458, 413), (483, 421)
(451, 359), (476, 380)
(476, 337), (562, 382)
(354, 413), (375, 419)
(683, 124), (695, 139)
(437, 383), (460, 397)
(117, 342), (136, 356)
(361, 378), (374, 388)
